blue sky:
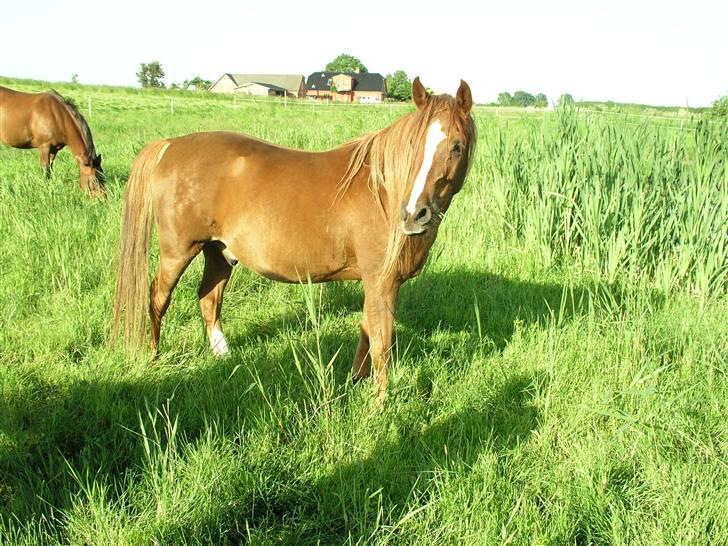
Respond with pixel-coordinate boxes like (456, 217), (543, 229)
(1, 0), (725, 106)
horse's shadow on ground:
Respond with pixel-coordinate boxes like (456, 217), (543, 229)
(187, 372), (543, 544)
(224, 266), (598, 386)
(328, 266), (600, 358)
(1, 267), (592, 539)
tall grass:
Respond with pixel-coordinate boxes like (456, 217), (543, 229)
(484, 104), (727, 295)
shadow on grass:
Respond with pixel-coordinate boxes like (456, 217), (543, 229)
(0, 266), (592, 540)
(0, 339), (301, 534)
(219, 372), (543, 544)
(397, 268), (598, 350)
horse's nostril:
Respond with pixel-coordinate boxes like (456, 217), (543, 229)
(414, 206), (432, 225)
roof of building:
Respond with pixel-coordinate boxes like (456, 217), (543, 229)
(227, 74), (304, 92)
(305, 72), (386, 92)
(236, 81), (288, 92)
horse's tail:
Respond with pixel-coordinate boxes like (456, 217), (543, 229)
(112, 139), (170, 350)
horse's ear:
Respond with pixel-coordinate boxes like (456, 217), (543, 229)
(455, 80), (473, 115)
(412, 77), (430, 110)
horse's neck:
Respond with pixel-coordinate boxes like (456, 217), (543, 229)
(61, 110), (92, 165)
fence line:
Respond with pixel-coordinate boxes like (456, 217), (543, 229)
(76, 92), (718, 132)
(79, 93), (414, 115)
(575, 108), (721, 132)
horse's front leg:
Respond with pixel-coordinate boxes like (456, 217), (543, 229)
(352, 317), (371, 382)
(357, 277), (401, 396)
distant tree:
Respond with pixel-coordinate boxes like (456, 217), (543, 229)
(498, 90), (548, 107)
(137, 61), (166, 88)
(558, 93), (575, 107)
(512, 90), (536, 107)
(497, 92), (514, 106)
(710, 95), (728, 119)
(183, 76), (212, 91)
(386, 70), (411, 101)
(71, 73), (79, 84)
(534, 93), (548, 108)
(325, 53), (368, 74)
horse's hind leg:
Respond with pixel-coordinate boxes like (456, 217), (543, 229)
(198, 243), (233, 356)
(149, 244), (201, 351)
(48, 147), (58, 172)
(38, 145), (51, 178)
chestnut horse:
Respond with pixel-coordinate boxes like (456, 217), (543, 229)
(0, 86), (104, 195)
(113, 77), (475, 394)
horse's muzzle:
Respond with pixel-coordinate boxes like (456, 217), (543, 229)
(401, 202), (434, 235)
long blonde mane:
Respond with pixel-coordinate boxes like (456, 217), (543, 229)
(338, 94), (475, 282)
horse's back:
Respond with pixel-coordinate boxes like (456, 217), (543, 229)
(151, 129), (349, 225)
(1, 88), (32, 147)
(154, 131), (348, 197)
(160, 130), (325, 169)
(0, 87), (63, 148)
(148, 131), (362, 282)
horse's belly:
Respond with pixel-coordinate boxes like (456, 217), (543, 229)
(223, 228), (353, 283)
(0, 124), (31, 148)
(0, 106), (33, 148)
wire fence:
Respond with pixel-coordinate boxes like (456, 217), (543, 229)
(57, 90), (719, 133)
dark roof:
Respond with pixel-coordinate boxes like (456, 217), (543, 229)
(305, 72), (386, 92)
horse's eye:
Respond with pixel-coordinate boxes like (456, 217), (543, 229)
(451, 142), (462, 156)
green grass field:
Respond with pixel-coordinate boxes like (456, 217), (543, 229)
(1, 78), (726, 545)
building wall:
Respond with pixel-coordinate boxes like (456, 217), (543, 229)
(306, 89), (331, 100)
(306, 89), (385, 102)
(354, 90), (385, 103)
(212, 75), (305, 97)
(333, 91), (353, 103)
(210, 75), (237, 94)
(235, 83), (279, 97)
(332, 74), (353, 92)
(291, 80), (306, 98)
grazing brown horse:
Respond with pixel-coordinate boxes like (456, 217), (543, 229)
(113, 77), (475, 394)
(0, 86), (104, 195)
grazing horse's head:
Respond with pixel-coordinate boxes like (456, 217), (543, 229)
(79, 153), (105, 197)
(400, 77), (474, 236)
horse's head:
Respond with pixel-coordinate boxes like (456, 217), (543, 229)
(79, 153), (106, 197)
(400, 77), (474, 236)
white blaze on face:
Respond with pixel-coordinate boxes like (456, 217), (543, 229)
(406, 120), (447, 215)
(210, 326), (229, 357)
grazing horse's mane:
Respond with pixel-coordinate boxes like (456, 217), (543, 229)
(48, 90), (97, 163)
(338, 94), (476, 280)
